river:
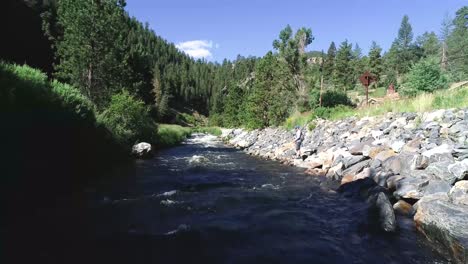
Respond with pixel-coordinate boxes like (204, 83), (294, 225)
(6, 134), (448, 263)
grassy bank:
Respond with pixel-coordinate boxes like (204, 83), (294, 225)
(1, 62), (130, 200)
(157, 124), (222, 147)
(283, 85), (468, 130)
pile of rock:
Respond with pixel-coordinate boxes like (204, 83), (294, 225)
(222, 108), (468, 263)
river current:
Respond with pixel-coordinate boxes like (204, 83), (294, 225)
(7, 134), (448, 263)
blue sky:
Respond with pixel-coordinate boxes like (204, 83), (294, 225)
(125, 0), (467, 62)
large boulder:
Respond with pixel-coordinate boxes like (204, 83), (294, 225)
(338, 178), (396, 232)
(392, 171), (449, 200)
(449, 181), (468, 206)
(426, 161), (458, 184)
(422, 144), (453, 160)
(448, 159), (468, 182)
(414, 196), (468, 264)
(131, 142), (153, 159)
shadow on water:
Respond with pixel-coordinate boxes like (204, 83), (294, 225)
(4, 135), (448, 264)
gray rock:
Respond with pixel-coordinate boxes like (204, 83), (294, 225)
(342, 160), (371, 178)
(394, 172), (433, 200)
(411, 154), (429, 170)
(131, 142), (153, 159)
(338, 178), (396, 232)
(448, 159), (468, 182)
(372, 192), (397, 232)
(422, 144), (453, 159)
(373, 171), (394, 187)
(414, 197), (468, 264)
(343, 155), (366, 168)
(391, 141), (405, 153)
(426, 161), (458, 185)
(449, 181), (468, 206)
(423, 180), (451, 196)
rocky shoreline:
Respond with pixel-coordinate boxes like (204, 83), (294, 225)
(221, 108), (468, 263)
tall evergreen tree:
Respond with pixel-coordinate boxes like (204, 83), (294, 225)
(323, 42), (336, 81)
(368, 41), (383, 84)
(388, 15), (418, 74)
(416, 31), (441, 58)
(334, 40), (354, 91)
(446, 6), (468, 80)
(52, 0), (130, 107)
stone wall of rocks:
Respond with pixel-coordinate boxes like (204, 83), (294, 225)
(221, 108), (468, 263)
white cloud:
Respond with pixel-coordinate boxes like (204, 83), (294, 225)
(176, 40), (217, 59)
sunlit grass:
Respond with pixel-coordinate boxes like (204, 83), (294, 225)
(157, 124), (223, 147)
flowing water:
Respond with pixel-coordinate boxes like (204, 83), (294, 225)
(7, 134), (448, 264)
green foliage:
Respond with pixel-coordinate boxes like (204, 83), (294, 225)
(334, 40), (354, 91)
(283, 112), (314, 130)
(1, 62), (128, 197)
(320, 90), (354, 108)
(156, 124), (192, 147)
(446, 6), (468, 81)
(368, 41), (383, 83)
(242, 52), (294, 129)
(401, 57), (448, 96)
(416, 31), (441, 58)
(432, 85), (468, 109)
(53, 0), (130, 107)
(192, 127), (222, 136)
(98, 90), (157, 145)
(312, 105), (355, 120)
(50, 80), (95, 122)
(323, 42), (337, 81)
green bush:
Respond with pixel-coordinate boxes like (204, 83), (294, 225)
(51, 80), (96, 122)
(157, 124), (192, 147)
(98, 90), (157, 145)
(308, 89), (321, 109)
(0, 62), (50, 109)
(401, 57), (448, 97)
(312, 105), (355, 120)
(321, 90), (354, 108)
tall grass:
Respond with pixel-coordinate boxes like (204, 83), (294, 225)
(283, 85), (468, 127)
(157, 124), (192, 147)
(156, 124), (222, 147)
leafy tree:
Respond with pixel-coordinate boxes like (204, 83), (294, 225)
(273, 25), (313, 107)
(98, 90), (157, 145)
(401, 57), (448, 96)
(243, 52), (294, 128)
(334, 40), (354, 91)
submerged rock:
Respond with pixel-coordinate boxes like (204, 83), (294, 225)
(338, 178), (396, 232)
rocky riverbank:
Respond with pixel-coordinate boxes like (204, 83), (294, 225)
(221, 108), (468, 263)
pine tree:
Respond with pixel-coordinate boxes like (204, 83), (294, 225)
(416, 31), (440, 58)
(334, 40), (354, 92)
(446, 6), (468, 80)
(53, 0), (130, 107)
(323, 42), (336, 82)
(389, 15), (419, 74)
(368, 41), (383, 84)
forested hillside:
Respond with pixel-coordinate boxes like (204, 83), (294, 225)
(2, 0), (468, 131)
